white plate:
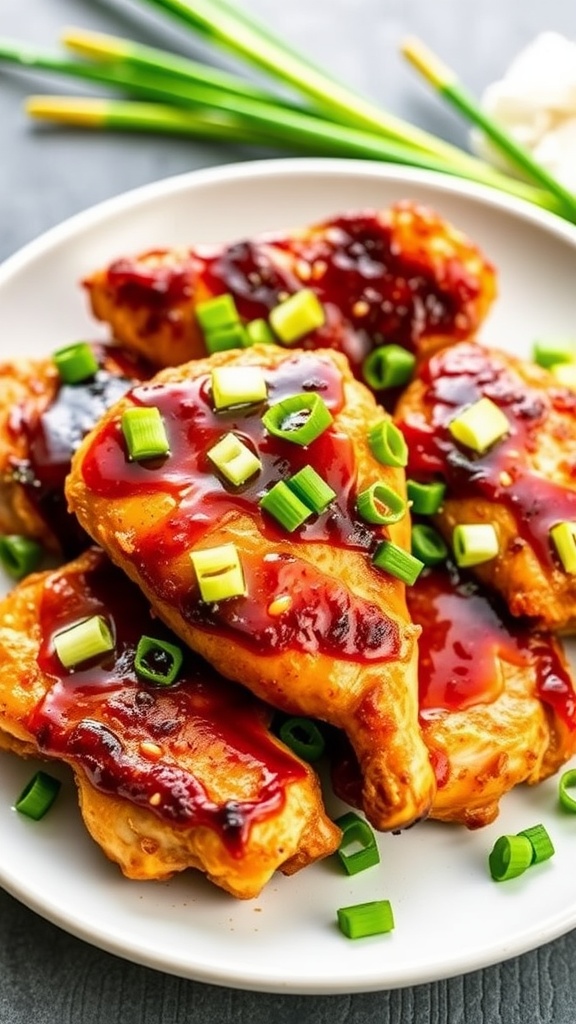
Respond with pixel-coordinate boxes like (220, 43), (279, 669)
(2, 158), (576, 995)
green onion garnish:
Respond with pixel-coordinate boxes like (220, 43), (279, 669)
(448, 397), (510, 455)
(134, 635), (183, 685)
(0, 535), (42, 580)
(335, 811), (380, 875)
(488, 834), (534, 881)
(517, 824), (555, 865)
(207, 432), (262, 486)
(15, 771), (61, 820)
(52, 341), (98, 385)
(550, 521), (576, 575)
(245, 319), (276, 347)
(53, 615), (115, 669)
(262, 393), (333, 446)
(372, 540), (424, 585)
(190, 543), (246, 603)
(268, 289), (325, 344)
(559, 768), (576, 812)
(121, 406), (170, 461)
(204, 323), (249, 353)
(452, 523), (499, 567)
(406, 478), (446, 516)
(337, 900), (394, 939)
(211, 366), (267, 409)
(196, 293), (240, 332)
(260, 480), (313, 532)
(278, 717), (326, 762)
(411, 523), (448, 566)
(533, 338), (576, 369)
(356, 482), (407, 525)
(368, 421), (408, 468)
(287, 465), (336, 513)
(361, 344), (416, 391)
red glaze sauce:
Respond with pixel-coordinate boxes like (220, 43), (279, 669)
(100, 208), (485, 380)
(397, 342), (576, 565)
(27, 554), (306, 854)
(8, 345), (148, 555)
(81, 354), (400, 663)
(407, 562), (576, 728)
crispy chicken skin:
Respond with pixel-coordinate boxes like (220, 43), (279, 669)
(332, 563), (576, 828)
(84, 203), (496, 377)
(0, 548), (340, 898)
(395, 340), (576, 631)
(0, 345), (149, 554)
(66, 345), (437, 832)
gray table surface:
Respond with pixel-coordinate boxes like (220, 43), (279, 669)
(2, 1), (576, 1021)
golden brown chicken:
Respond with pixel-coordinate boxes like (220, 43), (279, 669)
(84, 203), (497, 379)
(66, 344), (437, 832)
(395, 340), (576, 631)
(0, 547), (340, 898)
(331, 561), (576, 828)
(0, 344), (149, 554)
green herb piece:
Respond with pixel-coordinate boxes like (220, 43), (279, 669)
(368, 421), (408, 468)
(406, 479), (446, 516)
(488, 834), (534, 881)
(372, 540), (424, 585)
(550, 521), (576, 575)
(262, 393), (333, 446)
(517, 824), (555, 865)
(452, 523), (499, 567)
(53, 615), (114, 669)
(53, 341), (98, 384)
(448, 397), (510, 454)
(211, 366), (267, 409)
(361, 344), (416, 390)
(15, 771), (61, 820)
(356, 483), (407, 525)
(0, 535), (42, 580)
(121, 406), (170, 461)
(207, 432), (262, 485)
(190, 543), (246, 602)
(337, 900), (394, 939)
(335, 811), (380, 875)
(134, 635), (183, 685)
(278, 717), (326, 762)
(411, 523), (448, 566)
(288, 465), (336, 513)
(259, 481), (313, 532)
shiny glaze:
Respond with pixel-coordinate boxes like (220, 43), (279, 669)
(8, 345), (147, 554)
(27, 555), (306, 853)
(81, 354), (401, 663)
(397, 342), (576, 565)
(407, 562), (576, 727)
(101, 208), (484, 379)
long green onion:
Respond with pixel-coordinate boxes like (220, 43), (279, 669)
(15, 771), (61, 820)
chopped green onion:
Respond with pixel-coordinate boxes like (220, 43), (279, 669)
(452, 523), (499, 567)
(278, 717), (326, 762)
(368, 420), (408, 468)
(204, 323), (249, 353)
(260, 481), (313, 532)
(52, 341), (98, 384)
(53, 615), (114, 669)
(121, 406), (170, 461)
(559, 769), (576, 812)
(373, 540), (424, 585)
(0, 535), (42, 580)
(551, 363), (576, 389)
(488, 834), (534, 881)
(268, 289), (325, 344)
(288, 465), (336, 513)
(196, 293), (240, 332)
(448, 397), (510, 454)
(190, 543), (246, 602)
(245, 318), (276, 347)
(550, 521), (576, 574)
(262, 393), (333, 446)
(406, 479), (446, 516)
(15, 771), (61, 820)
(361, 344), (416, 390)
(211, 366), (267, 409)
(207, 432), (262, 486)
(134, 635), (183, 685)
(533, 337), (576, 369)
(517, 824), (555, 865)
(356, 482), (406, 525)
(335, 811), (380, 875)
(411, 523), (448, 566)
(337, 900), (394, 939)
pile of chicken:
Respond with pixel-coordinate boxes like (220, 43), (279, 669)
(1, 200), (575, 898)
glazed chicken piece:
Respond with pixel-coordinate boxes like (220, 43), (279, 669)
(395, 340), (576, 631)
(66, 345), (437, 832)
(0, 344), (149, 555)
(0, 548), (340, 898)
(84, 202), (497, 380)
(332, 562), (576, 828)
